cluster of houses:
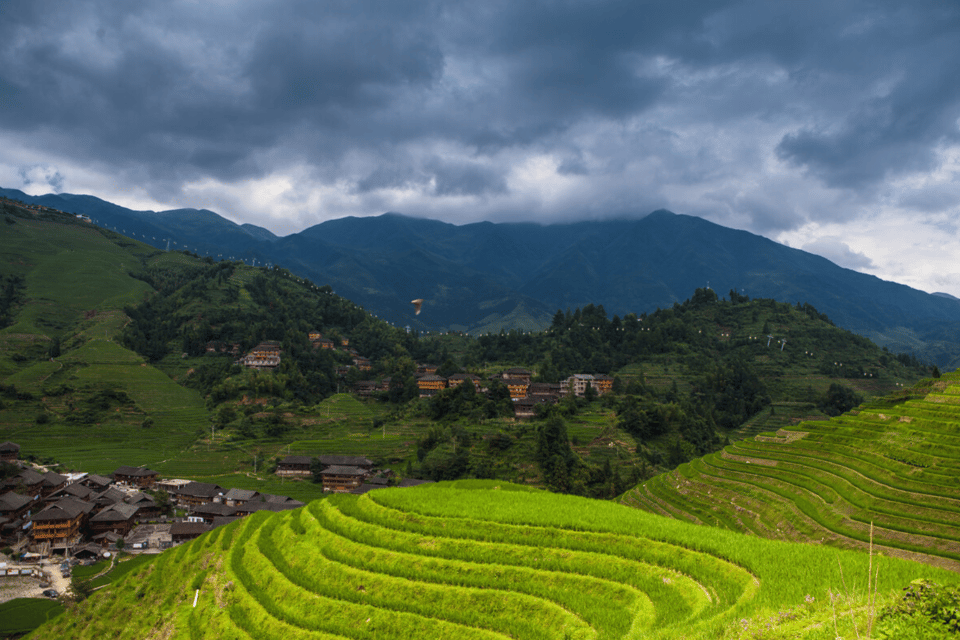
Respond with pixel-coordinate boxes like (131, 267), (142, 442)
(2, 442), (416, 560)
(354, 367), (614, 418)
(230, 332), (372, 373)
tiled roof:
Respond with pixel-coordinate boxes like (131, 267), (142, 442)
(321, 465), (367, 476)
(31, 497), (94, 521)
(91, 502), (139, 522)
(316, 455), (374, 468)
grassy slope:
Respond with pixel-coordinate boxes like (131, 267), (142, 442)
(0, 214), (211, 474)
(621, 370), (960, 572)
(26, 482), (960, 640)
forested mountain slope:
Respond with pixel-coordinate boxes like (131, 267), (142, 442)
(5, 187), (960, 367)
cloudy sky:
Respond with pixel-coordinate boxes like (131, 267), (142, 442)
(2, 1), (960, 295)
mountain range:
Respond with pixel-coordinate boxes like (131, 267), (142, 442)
(4, 186), (960, 368)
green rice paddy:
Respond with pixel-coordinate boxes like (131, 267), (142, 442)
(26, 481), (959, 639)
(621, 371), (960, 572)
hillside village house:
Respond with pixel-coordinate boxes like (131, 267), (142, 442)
(0, 491), (33, 522)
(317, 455), (374, 470)
(222, 488), (260, 507)
(0, 441), (20, 462)
(81, 474), (114, 491)
(89, 502), (139, 537)
(501, 367), (533, 382)
(31, 497), (94, 550)
(113, 465), (159, 488)
(502, 378), (530, 400)
(171, 482), (224, 508)
(447, 373), (481, 390)
(240, 341), (281, 369)
(319, 466), (367, 492)
(417, 374), (447, 396)
(276, 455), (313, 478)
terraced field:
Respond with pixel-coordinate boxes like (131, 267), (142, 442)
(621, 371), (960, 571)
(28, 482), (960, 639)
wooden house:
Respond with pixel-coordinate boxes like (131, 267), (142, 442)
(124, 491), (160, 519)
(592, 374), (614, 395)
(170, 521), (211, 543)
(501, 378), (530, 400)
(113, 466), (159, 488)
(89, 502), (139, 537)
(30, 497), (94, 548)
(447, 373), (481, 391)
(417, 374), (447, 395)
(0, 491), (33, 522)
(80, 474), (114, 491)
(189, 502), (238, 524)
(222, 488), (260, 507)
(241, 341), (282, 368)
(276, 455), (313, 478)
(172, 482), (224, 508)
(0, 441), (20, 462)
(319, 466), (367, 493)
(1, 469), (40, 496)
(501, 368), (533, 383)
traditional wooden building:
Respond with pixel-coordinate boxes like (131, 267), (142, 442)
(222, 488), (260, 507)
(528, 382), (562, 399)
(319, 466), (367, 492)
(447, 374), (481, 390)
(417, 374), (447, 396)
(501, 368), (533, 383)
(241, 341), (282, 368)
(170, 521), (211, 543)
(80, 474), (114, 491)
(0, 491), (33, 522)
(113, 466), (159, 488)
(89, 502), (139, 537)
(30, 497), (94, 548)
(189, 502), (238, 524)
(0, 441), (20, 462)
(1, 469), (43, 497)
(315, 455), (375, 471)
(124, 491), (160, 519)
(276, 455), (313, 478)
(37, 471), (67, 498)
(315, 338), (335, 350)
(172, 482), (224, 508)
(47, 483), (95, 503)
(502, 378), (530, 400)
(511, 396), (555, 419)
(592, 375), (614, 395)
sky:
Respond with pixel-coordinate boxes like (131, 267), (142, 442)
(2, 1), (960, 296)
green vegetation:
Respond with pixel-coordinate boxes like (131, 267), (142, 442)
(24, 482), (960, 639)
(621, 370), (960, 570)
(0, 598), (64, 637)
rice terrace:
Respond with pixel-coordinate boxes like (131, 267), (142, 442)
(23, 481), (960, 640)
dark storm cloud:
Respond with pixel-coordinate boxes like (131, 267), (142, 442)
(2, 0), (960, 235)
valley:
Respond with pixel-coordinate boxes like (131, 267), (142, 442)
(2, 196), (959, 637)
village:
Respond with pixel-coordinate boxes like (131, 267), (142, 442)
(236, 333), (614, 418)
(0, 440), (430, 600)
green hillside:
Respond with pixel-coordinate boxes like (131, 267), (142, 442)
(0, 202), (936, 501)
(26, 482), (960, 639)
(620, 370), (960, 573)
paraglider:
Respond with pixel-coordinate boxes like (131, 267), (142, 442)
(411, 299), (424, 315)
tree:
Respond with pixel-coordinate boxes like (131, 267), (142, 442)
(818, 383), (863, 417)
(536, 416), (578, 492)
